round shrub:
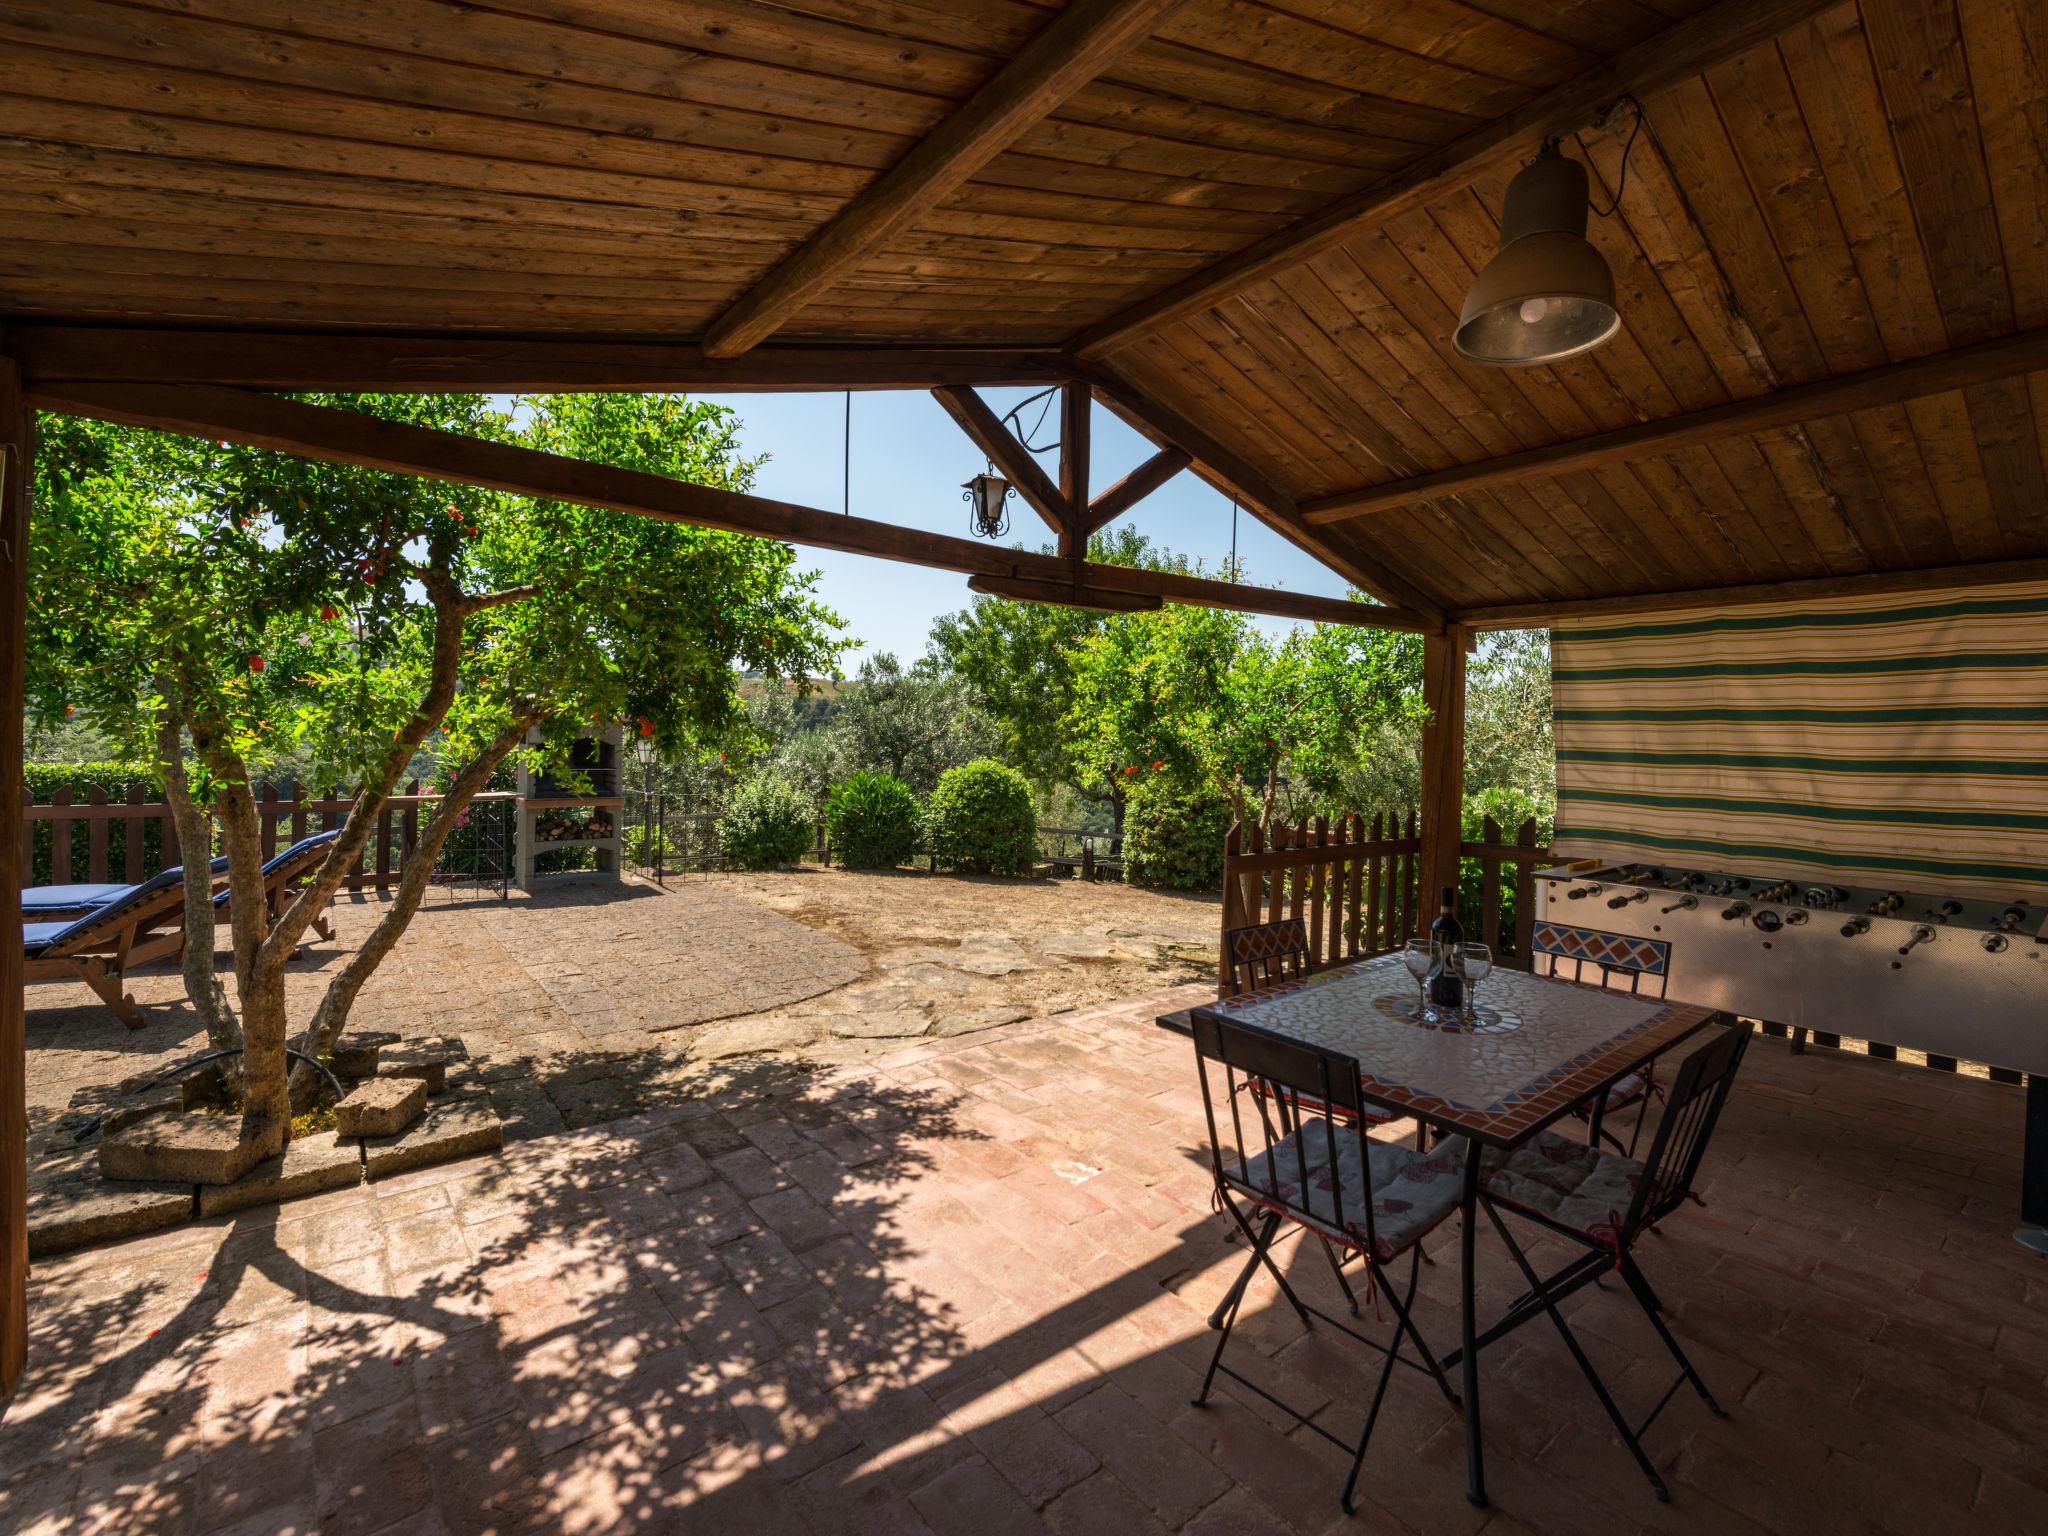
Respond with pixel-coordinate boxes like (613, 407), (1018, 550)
(718, 774), (815, 870)
(823, 771), (922, 869)
(1122, 780), (1234, 890)
(925, 759), (1037, 875)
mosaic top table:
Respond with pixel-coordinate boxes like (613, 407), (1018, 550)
(1159, 951), (1728, 1509)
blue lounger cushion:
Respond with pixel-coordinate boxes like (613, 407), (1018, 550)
(20, 855), (229, 956)
(22, 882), (133, 913)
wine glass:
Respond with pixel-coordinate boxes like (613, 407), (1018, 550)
(1402, 939), (1432, 1019)
(1458, 941), (1494, 1021)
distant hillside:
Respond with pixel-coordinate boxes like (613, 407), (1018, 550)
(737, 672), (846, 706)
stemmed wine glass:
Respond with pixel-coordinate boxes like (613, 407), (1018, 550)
(1402, 939), (1433, 1020)
(1458, 941), (1494, 1021)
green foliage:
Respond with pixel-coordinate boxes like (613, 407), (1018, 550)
(929, 527), (1190, 796)
(1455, 786), (1555, 963)
(1065, 600), (1424, 824)
(719, 774), (816, 870)
(823, 771), (922, 869)
(824, 653), (996, 796)
(1121, 780), (1233, 890)
(23, 761), (165, 886)
(925, 759), (1037, 875)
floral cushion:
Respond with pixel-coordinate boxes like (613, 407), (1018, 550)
(1225, 1121), (1469, 1263)
(1479, 1129), (1644, 1246)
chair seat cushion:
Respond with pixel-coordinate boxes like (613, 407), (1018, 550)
(1480, 1129), (1644, 1243)
(22, 883), (131, 913)
(1227, 1122), (1469, 1264)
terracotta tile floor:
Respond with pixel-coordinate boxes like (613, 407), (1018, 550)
(4, 982), (2044, 1535)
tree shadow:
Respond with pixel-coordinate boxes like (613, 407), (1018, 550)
(0, 1054), (1010, 1531)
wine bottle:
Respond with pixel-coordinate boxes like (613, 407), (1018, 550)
(1427, 885), (1465, 1010)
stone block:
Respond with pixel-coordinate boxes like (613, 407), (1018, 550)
(98, 1114), (272, 1187)
(197, 1130), (365, 1218)
(330, 1029), (403, 1077)
(334, 1077), (427, 1138)
(360, 1092), (504, 1181)
(28, 1145), (194, 1256)
(376, 1044), (448, 1094)
(686, 1016), (819, 1058)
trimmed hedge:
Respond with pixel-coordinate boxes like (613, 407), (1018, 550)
(24, 761), (165, 887)
(719, 774), (815, 870)
(823, 771), (922, 869)
(925, 759), (1036, 875)
(1122, 780), (1233, 890)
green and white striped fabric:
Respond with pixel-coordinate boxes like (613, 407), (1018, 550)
(1549, 580), (2048, 901)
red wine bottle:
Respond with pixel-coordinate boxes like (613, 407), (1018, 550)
(1427, 885), (1465, 1009)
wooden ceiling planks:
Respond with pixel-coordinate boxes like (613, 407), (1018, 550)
(0, 0), (2042, 618)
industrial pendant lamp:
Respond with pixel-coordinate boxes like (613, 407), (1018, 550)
(1454, 141), (1619, 367)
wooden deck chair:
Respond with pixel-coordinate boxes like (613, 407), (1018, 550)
(215, 830), (343, 944)
(22, 854), (228, 919)
(24, 862), (224, 1029)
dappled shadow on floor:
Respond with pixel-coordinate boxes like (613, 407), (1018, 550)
(5, 985), (2045, 1535)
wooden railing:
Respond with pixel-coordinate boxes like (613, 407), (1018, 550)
(1220, 812), (1420, 985)
(22, 781), (514, 891)
(1219, 809), (1551, 991)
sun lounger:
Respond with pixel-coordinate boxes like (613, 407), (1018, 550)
(22, 855), (230, 918)
(215, 830), (343, 943)
(23, 862), (224, 1029)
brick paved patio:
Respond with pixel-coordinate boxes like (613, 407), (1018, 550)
(4, 983), (2043, 1535)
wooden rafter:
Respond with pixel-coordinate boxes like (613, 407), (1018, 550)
(701, 0), (1184, 359)
(969, 574), (1161, 613)
(7, 327), (1072, 394)
(26, 381), (1440, 635)
(1080, 363), (1448, 620)
(1082, 444), (1192, 536)
(1306, 327), (2048, 525)
(931, 386), (1067, 535)
(1067, 0), (1842, 360)
(1456, 557), (2048, 630)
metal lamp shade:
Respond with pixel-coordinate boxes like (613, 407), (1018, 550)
(1454, 146), (1619, 366)
(963, 471), (1013, 538)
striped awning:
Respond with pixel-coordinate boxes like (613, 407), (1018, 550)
(1549, 581), (2048, 902)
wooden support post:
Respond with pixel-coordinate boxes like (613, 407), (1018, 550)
(1418, 625), (1469, 916)
(0, 354), (29, 1400)
(1057, 382), (1090, 563)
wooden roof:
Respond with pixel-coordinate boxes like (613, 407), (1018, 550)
(4, 0), (2046, 623)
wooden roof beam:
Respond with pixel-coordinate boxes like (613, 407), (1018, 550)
(1305, 326), (2048, 525)
(701, 0), (1184, 360)
(25, 380), (1440, 635)
(7, 326), (1073, 393)
(1457, 558), (2048, 630)
(1080, 362), (1448, 621)
(1068, 0), (1841, 361)
(931, 385), (1069, 536)
(1081, 444), (1192, 536)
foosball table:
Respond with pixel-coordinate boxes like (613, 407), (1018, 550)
(1534, 862), (2048, 1250)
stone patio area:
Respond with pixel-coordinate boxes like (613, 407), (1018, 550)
(4, 982), (2042, 1535)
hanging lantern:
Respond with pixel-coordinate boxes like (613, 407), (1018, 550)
(1454, 142), (1619, 367)
(962, 470), (1013, 540)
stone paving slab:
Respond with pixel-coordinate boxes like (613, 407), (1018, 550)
(8, 983), (2044, 1536)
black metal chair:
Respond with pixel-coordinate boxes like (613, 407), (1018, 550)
(1222, 916), (1311, 996)
(1474, 1019), (1755, 1502)
(1533, 921), (1674, 1155)
(1190, 1009), (1466, 1516)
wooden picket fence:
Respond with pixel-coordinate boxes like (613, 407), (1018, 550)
(1219, 810), (1550, 990)
(22, 781), (516, 890)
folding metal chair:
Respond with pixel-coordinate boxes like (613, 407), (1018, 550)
(1533, 921), (1674, 1155)
(1189, 1009), (1466, 1516)
(1475, 1020), (1755, 1501)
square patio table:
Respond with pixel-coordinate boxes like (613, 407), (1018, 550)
(1159, 950), (1726, 1508)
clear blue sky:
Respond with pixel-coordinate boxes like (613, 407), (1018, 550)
(697, 388), (1353, 665)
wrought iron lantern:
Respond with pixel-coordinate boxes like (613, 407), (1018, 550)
(962, 468), (1014, 540)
